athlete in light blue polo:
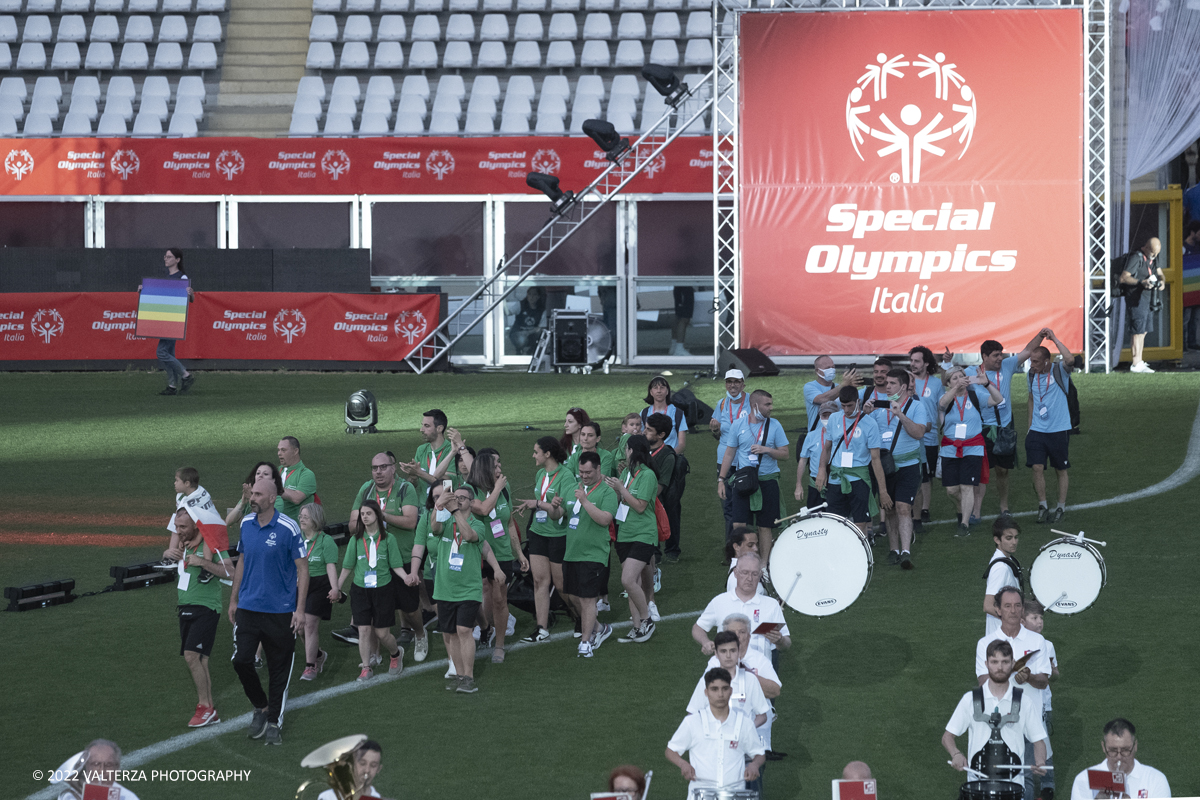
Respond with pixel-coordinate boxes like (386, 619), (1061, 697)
(816, 385), (891, 534)
(1024, 329), (1075, 523)
(907, 346), (944, 532)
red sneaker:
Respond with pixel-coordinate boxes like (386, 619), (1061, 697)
(187, 705), (219, 728)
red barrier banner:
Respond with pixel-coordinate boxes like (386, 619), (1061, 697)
(0, 291), (439, 361)
(739, 10), (1085, 355)
(0, 136), (712, 196)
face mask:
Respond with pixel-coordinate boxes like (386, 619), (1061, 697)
(727, 389), (742, 400)
(887, 392), (901, 402)
(822, 367), (836, 381)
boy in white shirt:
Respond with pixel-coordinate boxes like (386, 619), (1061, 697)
(666, 668), (765, 797)
(985, 518), (1022, 637)
(1025, 599), (1059, 800)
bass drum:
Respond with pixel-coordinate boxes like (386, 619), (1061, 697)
(769, 512), (873, 617)
(959, 781), (1024, 800)
(1029, 537), (1106, 614)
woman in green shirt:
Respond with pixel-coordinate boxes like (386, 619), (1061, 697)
(516, 436), (577, 644)
(335, 499), (405, 681)
(604, 434), (660, 643)
(299, 503), (340, 681)
(467, 448), (529, 663)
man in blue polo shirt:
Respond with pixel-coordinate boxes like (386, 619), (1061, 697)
(717, 389), (789, 568)
(709, 368), (749, 539)
(1025, 330), (1075, 523)
(907, 345), (943, 533)
(228, 478), (308, 746)
(817, 385), (892, 537)
(868, 369), (928, 569)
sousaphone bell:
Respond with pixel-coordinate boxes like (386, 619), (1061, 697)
(295, 734), (369, 800)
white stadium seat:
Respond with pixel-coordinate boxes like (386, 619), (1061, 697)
(442, 40), (472, 68)
(465, 92), (494, 114)
(683, 37), (711, 66)
(431, 92), (460, 117)
(586, 0), (614, 9)
(23, 112), (54, 135)
(17, 42), (46, 69)
(167, 112), (197, 134)
(51, 41), (80, 68)
(617, 12), (645, 37)
(68, 96), (98, 120)
(541, 74), (568, 97)
(187, 41), (216, 68)
(309, 15), (337, 41)
(685, 10), (710, 37)
(410, 14), (440, 38)
(576, 74), (604, 96)
(297, 75), (326, 99)
(105, 95), (133, 120)
(108, 75), (136, 100)
(378, 0), (406, 9)
(152, 41), (182, 68)
(332, 75), (361, 99)
(614, 39), (643, 66)
(445, 13), (475, 39)
(0, 112), (15, 134)
(128, 0), (159, 11)
(0, 93), (23, 120)
(176, 75), (205, 99)
(535, 112), (564, 133)
(139, 95), (168, 120)
(339, 41), (369, 68)
(437, 74), (465, 98)
(26, 0), (56, 11)
(536, 93), (565, 116)
(192, 15), (221, 41)
(97, 111), (127, 134)
(482, 0), (510, 9)
(548, 12), (577, 39)
(306, 41), (335, 68)
(132, 111), (162, 134)
(0, 43), (10, 69)
(33, 76), (61, 100)
(606, 93), (635, 117)
(515, 0), (543, 9)
(511, 40), (540, 67)
(323, 112), (354, 134)
(476, 40), (506, 67)
(406, 40), (436, 68)
(162, 0), (191, 10)
(499, 112), (528, 133)
(465, 112), (493, 133)
(289, 113), (318, 135)
(342, 15), (371, 40)
(365, 75), (394, 99)
(514, 14), (542, 39)
(583, 13), (611, 39)
(71, 75), (99, 100)
(400, 74), (429, 99)
(62, 112), (93, 134)
(501, 93), (530, 118)
(654, 0), (681, 8)
(449, 0), (476, 9)
(546, 40), (575, 67)
(61, 0), (93, 10)
(196, 0), (224, 8)
(158, 15), (187, 41)
(396, 93), (425, 115)
(124, 15), (154, 42)
(359, 111), (389, 134)
(292, 94), (321, 116)
(22, 15), (52, 43)
(550, 0), (578, 9)
(346, 0), (374, 10)
(373, 40), (404, 68)
(393, 111), (423, 133)
(377, 14), (406, 40)
(619, 0), (648, 8)
(93, 0), (124, 10)
(649, 38), (678, 65)
(428, 111), (458, 133)
(91, 16), (120, 41)
(0, 16), (14, 42)
(85, 41), (114, 68)
(312, 0), (339, 9)
(362, 94), (391, 117)
(580, 39), (609, 67)
(412, 0), (441, 9)
(29, 94), (59, 120)
(652, 11), (680, 37)
(606, 109), (634, 131)
(472, 74), (499, 97)
(174, 94), (203, 118)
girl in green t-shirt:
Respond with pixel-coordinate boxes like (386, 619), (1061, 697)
(334, 500), (405, 681)
(604, 434), (660, 641)
(515, 436), (576, 643)
(299, 502), (339, 681)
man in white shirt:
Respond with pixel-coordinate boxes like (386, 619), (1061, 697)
(944, 641), (1048, 785)
(56, 740), (140, 800)
(666, 667), (766, 797)
(693, 553), (790, 659)
(317, 740), (385, 800)
(689, 631), (770, 727)
(1070, 719), (1171, 800)
(712, 612), (781, 700)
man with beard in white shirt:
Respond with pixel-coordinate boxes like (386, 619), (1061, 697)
(666, 667), (765, 798)
(1070, 719), (1171, 800)
(975, 587), (1052, 800)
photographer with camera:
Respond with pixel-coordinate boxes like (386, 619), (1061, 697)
(1119, 237), (1165, 374)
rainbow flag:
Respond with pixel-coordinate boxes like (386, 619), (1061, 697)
(1184, 252), (1200, 307)
(136, 277), (190, 340)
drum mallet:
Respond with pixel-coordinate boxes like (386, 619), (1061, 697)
(775, 502), (828, 527)
(1051, 529), (1106, 547)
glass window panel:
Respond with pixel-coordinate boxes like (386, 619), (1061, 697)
(238, 203), (350, 249)
(104, 202), (218, 248)
(504, 202), (617, 276)
(635, 200), (713, 277)
(0, 202), (86, 247)
(634, 278), (713, 357)
(371, 202), (484, 277)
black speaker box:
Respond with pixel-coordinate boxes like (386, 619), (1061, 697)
(719, 347), (780, 378)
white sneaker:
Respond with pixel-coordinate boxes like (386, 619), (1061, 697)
(472, 625), (481, 641)
(668, 341), (692, 357)
(506, 613), (516, 636)
(1131, 362), (1155, 373)
(444, 660), (457, 679)
(368, 653), (382, 668)
(414, 635), (428, 663)
(653, 568), (662, 593)
(648, 601), (661, 622)
(577, 641), (594, 658)
(597, 598), (611, 612)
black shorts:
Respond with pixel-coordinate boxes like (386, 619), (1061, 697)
(391, 570), (421, 614)
(350, 583), (396, 629)
(886, 463), (922, 507)
(825, 479), (870, 523)
(481, 558), (515, 582)
(673, 285), (695, 319)
(305, 574), (334, 620)
(178, 605), (219, 656)
(922, 445), (940, 482)
(527, 531), (567, 564)
(1127, 297), (1153, 335)
(438, 599), (481, 633)
(805, 484), (824, 511)
(983, 427), (1017, 471)
(563, 560), (606, 598)
(423, 577), (436, 602)
(730, 477), (781, 528)
(615, 539), (657, 564)
(1025, 430), (1070, 471)
(942, 455), (983, 487)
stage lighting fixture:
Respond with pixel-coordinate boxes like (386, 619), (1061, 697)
(642, 65), (687, 107)
(583, 119), (631, 163)
(345, 390), (378, 434)
(4, 579), (76, 612)
(526, 172), (576, 216)
(109, 561), (175, 592)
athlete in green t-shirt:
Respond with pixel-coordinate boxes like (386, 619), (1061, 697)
(565, 452), (620, 656)
(433, 485), (486, 692)
(298, 502), (339, 681)
(516, 436), (577, 644)
(275, 436), (317, 521)
(399, 409), (459, 499)
(172, 508), (231, 728)
(605, 435), (660, 642)
(565, 421), (617, 480)
(335, 503), (405, 681)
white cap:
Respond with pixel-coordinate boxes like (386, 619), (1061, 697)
(724, 368), (745, 380)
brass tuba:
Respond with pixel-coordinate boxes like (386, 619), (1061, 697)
(49, 751), (87, 800)
(295, 734), (369, 800)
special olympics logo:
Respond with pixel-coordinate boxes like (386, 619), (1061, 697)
(321, 150), (351, 180)
(425, 150), (455, 180)
(111, 149), (140, 180)
(30, 308), (64, 343)
(272, 309), (306, 343)
(215, 150), (245, 181)
(4, 149), (34, 180)
(394, 310), (428, 345)
(643, 153), (667, 178)
(845, 52), (977, 183)
(531, 149), (561, 175)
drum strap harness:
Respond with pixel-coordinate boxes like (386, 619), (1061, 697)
(983, 556), (1024, 591)
(972, 685), (1022, 724)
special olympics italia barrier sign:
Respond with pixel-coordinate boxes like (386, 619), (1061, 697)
(739, 10), (1085, 355)
(0, 292), (439, 361)
(0, 136), (711, 196)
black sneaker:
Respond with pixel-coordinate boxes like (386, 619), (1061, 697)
(954, 525), (971, 538)
(519, 627), (550, 644)
(1051, 507), (1065, 523)
(158, 386), (178, 396)
(397, 627), (416, 647)
(912, 520), (924, 534)
(921, 509), (931, 524)
(900, 552), (914, 570)
(331, 625), (359, 645)
(181, 373), (195, 393)
(1036, 506), (1049, 523)
(886, 550), (901, 565)
(263, 723), (282, 745)
(247, 708), (268, 739)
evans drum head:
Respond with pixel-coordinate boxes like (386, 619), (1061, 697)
(1029, 537), (1106, 614)
(769, 512), (873, 616)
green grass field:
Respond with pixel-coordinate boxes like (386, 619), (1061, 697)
(1, 369), (1197, 800)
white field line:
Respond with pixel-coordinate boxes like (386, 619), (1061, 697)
(26, 611), (699, 800)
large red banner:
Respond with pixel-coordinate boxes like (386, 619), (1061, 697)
(0, 291), (439, 361)
(0, 136), (711, 196)
(739, 10), (1085, 355)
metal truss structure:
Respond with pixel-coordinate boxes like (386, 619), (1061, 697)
(404, 76), (715, 374)
(711, 0), (1111, 371)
